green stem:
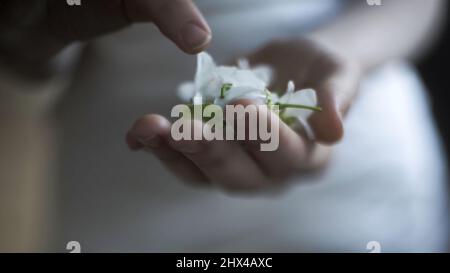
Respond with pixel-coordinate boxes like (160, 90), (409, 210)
(220, 83), (233, 99)
(185, 102), (322, 112)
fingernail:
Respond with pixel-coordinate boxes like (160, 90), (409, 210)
(138, 136), (161, 149)
(180, 21), (211, 52)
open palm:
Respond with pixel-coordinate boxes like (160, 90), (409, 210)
(127, 38), (362, 193)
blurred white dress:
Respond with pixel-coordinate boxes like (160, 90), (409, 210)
(54, 0), (448, 252)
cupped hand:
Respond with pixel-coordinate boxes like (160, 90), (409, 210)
(126, 38), (362, 193)
(247, 38), (362, 143)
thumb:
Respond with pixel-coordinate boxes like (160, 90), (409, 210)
(308, 85), (345, 144)
(308, 65), (360, 144)
(124, 0), (212, 54)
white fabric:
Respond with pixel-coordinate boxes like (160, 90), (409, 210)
(54, 0), (448, 252)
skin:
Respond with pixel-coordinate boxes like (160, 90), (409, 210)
(0, 0), (446, 193)
(126, 0), (446, 192)
(0, 0), (446, 251)
(126, 39), (359, 192)
(0, 0), (213, 251)
(0, 0), (212, 77)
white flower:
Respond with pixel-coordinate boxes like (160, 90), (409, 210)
(277, 81), (318, 121)
(177, 52), (321, 138)
(177, 52), (273, 106)
(275, 81), (319, 139)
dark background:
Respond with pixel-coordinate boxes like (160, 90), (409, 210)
(418, 6), (450, 167)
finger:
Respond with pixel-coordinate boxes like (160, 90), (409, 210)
(232, 99), (308, 180)
(127, 114), (209, 184)
(124, 0), (212, 54)
(309, 84), (344, 144)
(169, 119), (271, 192)
(309, 63), (360, 144)
(144, 143), (210, 185)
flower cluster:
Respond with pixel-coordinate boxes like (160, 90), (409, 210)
(177, 52), (321, 135)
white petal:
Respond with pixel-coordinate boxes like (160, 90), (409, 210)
(252, 65), (273, 84)
(277, 92), (291, 104)
(214, 66), (268, 90)
(231, 71), (266, 89)
(192, 93), (203, 105)
(287, 80), (295, 93)
(177, 82), (195, 102)
(214, 87), (266, 108)
(199, 74), (223, 98)
(269, 92), (280, 103)
(216, 66), (238, 79)
(279, 88), (317, 106)
(237, 58), (250, 69)
(226, 86), (266, 102)
(283, 89), (318, 120)
(186, 52), (272, 104)
(277, 81), (296, 104)
(234, 71), (267, 89)
(292, 88), (317, 106)
(195, 52), (217, 91)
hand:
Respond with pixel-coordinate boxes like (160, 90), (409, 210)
(0, 0), (211, 73)
(126, 38), (362, 193)
(247, 38), (361, 143)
